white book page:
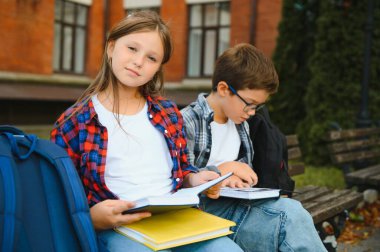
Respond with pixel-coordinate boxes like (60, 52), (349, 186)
(221, 187), (278, 192)
(126, 172), (233, 213)
(172, 172), (233, 197)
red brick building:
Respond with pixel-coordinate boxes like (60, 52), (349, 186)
(0, 0), (282, 125)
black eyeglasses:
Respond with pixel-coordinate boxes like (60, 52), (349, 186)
(228, 85), (265, 113)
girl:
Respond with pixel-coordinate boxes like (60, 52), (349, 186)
(51, 11), (242, 252)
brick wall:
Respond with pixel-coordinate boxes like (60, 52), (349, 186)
(161, 0), (188, 82)
(108, 0), (125, 28)
(0, 0), (54, 74)
(86, 0), (105, 77)
(255, 0), (283, 58)
(231, 0), (253, 46)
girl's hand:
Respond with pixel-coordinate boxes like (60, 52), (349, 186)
(218, 161), (258, 187)
(90, 199), (151, 231)
(183, 171), (221, 199)
(221, 175), (251, 188)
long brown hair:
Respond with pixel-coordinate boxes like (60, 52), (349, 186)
(71, 11), (172, 117)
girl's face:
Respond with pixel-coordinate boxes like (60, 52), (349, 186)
(107, 30), (164, 89)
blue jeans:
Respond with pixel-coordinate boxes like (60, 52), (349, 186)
(97, 229), (243, 252)
(200, 196), (327, 252)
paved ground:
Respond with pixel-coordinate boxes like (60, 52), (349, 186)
(337, 227), (380, 252)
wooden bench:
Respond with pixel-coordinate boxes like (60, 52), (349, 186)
(286, 134), (363, 225)
(326, 127), (380, 190)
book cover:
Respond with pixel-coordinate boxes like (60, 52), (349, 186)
(220, 187), (280, 200)
(124, 172), (233, 214)
(115, 208), (235, 251)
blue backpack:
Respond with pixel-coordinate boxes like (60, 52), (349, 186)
(0, 125), (98, 252)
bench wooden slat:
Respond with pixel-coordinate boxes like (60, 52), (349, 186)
(288, 147), (301, 160)
(288, 163), (305, 177)
(307, 191), (363, 224)
(293, 185), (320, 194)
(346, 164), (380, 187)
(302, 189), (353, 211)
(368, 174), (380, 187)
(326, 127), (380, 141)
(328, 138), (380, 153)
(286, 135), (298, 147)
(332, 150), (380, 163)
(346, 164), (380, 178)
(292, 187), (332, 203)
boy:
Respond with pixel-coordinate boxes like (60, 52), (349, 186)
(181, 43), (327, 251)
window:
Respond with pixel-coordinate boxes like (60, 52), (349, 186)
(124, 0), (161, 15)
(53, 0), (88, 74)
(125, 7), (160, 15)
(187, 2), (230, 77)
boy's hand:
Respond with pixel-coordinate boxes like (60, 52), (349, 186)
(222, 175), (251, 188)
(90, 199), (151, 231)
(218, 161), (258, 187)
(184, 171), (221, 199)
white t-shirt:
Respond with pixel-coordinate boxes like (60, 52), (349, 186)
(92, 95), (173, 201)
(206, 119), (241, 167)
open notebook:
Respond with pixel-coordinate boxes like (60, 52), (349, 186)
(123, 172), (233, 214)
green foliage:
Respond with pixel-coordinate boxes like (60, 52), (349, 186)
(293, 166), (345, 189)
(299, 0), (367, 164)
(273, 0), (380, 165)
(271, 0), (319, 134)
(369, 6), (380, 125)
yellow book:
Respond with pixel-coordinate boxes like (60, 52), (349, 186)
(115, 208), (235, 251)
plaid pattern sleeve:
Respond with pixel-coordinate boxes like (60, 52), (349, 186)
(181, 96), (214, 169)
(51, 106), (81, 168)
(50, 100), (116, 206)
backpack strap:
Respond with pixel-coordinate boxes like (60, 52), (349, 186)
(0, 125), (25, 135)
(27, 140), (98, 252)
(0, 146), (17, 252)
(2, 133), (37, 160)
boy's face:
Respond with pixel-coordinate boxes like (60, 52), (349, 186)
(221, 87), (269, 124)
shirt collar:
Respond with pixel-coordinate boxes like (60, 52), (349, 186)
(82, 96), (154, 125)
(75, 98), (97, 125)
(196, 93), (214, 122)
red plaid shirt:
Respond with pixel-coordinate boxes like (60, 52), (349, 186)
(51, 96), (197, 207)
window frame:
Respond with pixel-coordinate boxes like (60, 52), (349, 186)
(124, 7), (160, 15)
(53, 0), (89, 74)
(186, 1), (230, 78)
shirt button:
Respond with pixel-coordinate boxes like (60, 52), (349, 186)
(206, 148), (210, 152)
(175, 151), (178, 156)
(149, 114), (153, 118)
(164, 130), (168, 134)
(176, 178), (180, 182)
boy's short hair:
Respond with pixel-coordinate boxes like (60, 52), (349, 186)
(212, 43), (279, 94)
